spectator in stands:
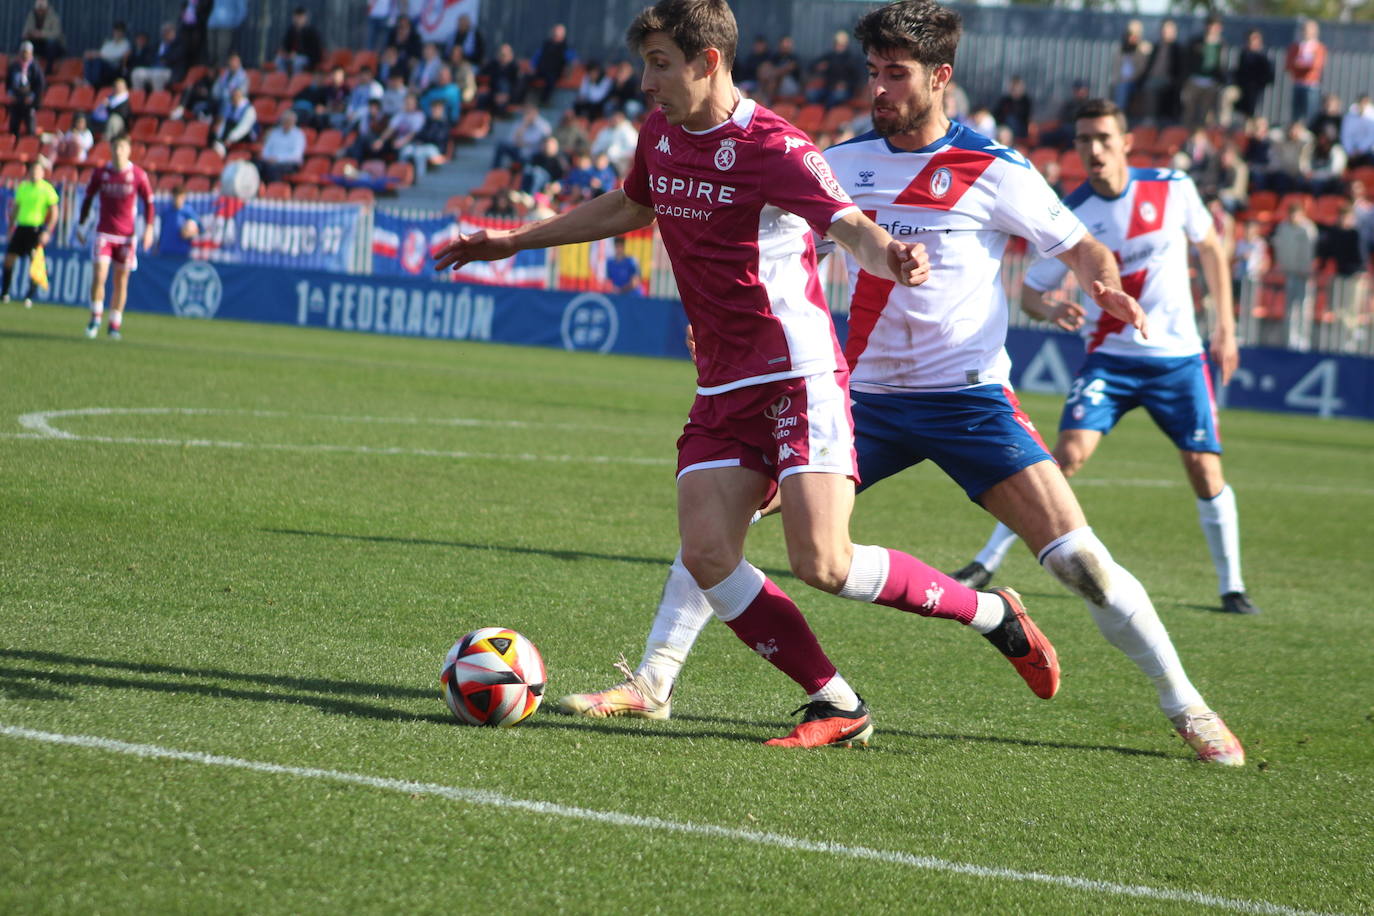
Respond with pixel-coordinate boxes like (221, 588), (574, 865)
(1286, 19), (1326, 125)
(605, 236), (642, 296)
(82, 21), (130, 89)
(1241, 115), (1273, 185)
(755, 35), (799, 105)
(1307, 93), (1343, 143)
(211, 53), (250, 120)
(491, 103), (551, 169)
(316, 66), (351, 130)
(1039, 80), (1092, 149)
(1232, 218), (1268, 304)
(1039, 158), (1065, 198)
(388, 15), (423, 66)
(1227, 29), (1273, 127)
(160, 186), (200, 258)
(56, 112), (93, 162)
(944, 78), (970, 124)
(257, 107), (306, 182)
(291, 69), (329, 128)
(485, 187), (520, 220)
(176, 0), (214, 76)
(445, 47), (478, 108)
(1342, 95), (1374, 169)
(275, 6), (323, 76)
(525, 135), (569, 192)
(127, 30), (154, 80)
(573, 60), (614, 120)
(1215, 143), (1249, 213)
(377, 45), (410, 87)
(421, 65), (463, 124)
(966, 106), (996, 137)
(477, 42), (524, 115)
(212, 84), (257, 155)
(1111, 19), (1148, 116)
(452, 13), (486, 67)
(993, 75), (1033, 142)
(531, 23), (574, 105)
(372, 91), (425, 160)
(1181, 16), (1226, 130)
(400, 97), (451, 180)
(562, 151), (609, 201)
(7, 41), (45, 137)
(1142, 19), (1183, 125)
(346, 66), (384, 130)
(1271, 200), (1318, 350)
(172, 68), (216, 121)
(206, 0), (246, 70)
(1308, 132), (1347, 196)
(131, 22), (181, 93)
(1180, 126), (1218, 194)
(22, 0), (65, 74)
(589, 108), (637, 176)
(1269, 121), (1314, 194)
(411, 43), (443, 93)
(366, 0), (396, 53)
(734, 35), (769, 97)
(1353, 181), (1374, 266)
(553, 109), (591, 158)
(608, 60), (643, 119)
(345, 98), (387, 160)
(1320, 204), (1369, 340)
(807, 30), (862, 108)
(91, 77), (133, 139)
(381, 72), (409, 117)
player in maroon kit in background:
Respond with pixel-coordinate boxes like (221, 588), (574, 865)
(77, 134), (154, 339)
(436, 0), (1059, 748)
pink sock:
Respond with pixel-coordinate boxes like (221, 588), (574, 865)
(877, 549), (978, 624)
(719, 578), (838, 694)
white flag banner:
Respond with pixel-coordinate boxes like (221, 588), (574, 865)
(414, 0), (481, 44)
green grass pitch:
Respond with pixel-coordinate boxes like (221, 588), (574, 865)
(2, 304), (1371, 915)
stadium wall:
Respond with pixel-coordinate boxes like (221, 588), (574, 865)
(12, 247), (1372, 421)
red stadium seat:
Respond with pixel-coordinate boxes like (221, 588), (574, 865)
(326, 49), (354, 72)
(168, 146), (198, 174)
(307, 128), (344, 157)
(155, 173), (183, 192)
(128, 89), (147, 113)
(385, 161), (414, 187)
(51, 165), (79, 186)
(53, 57), (83, 84)
(191, 148), (225, 177)
(294, 184), (321, 201)
(285, 73), (314, 98)
(319, 184), (348, 202)
(144, 145), (172, 171)
(44, 83), (71, 110)
(452, 110), (491, 142)
(185, 176), (212, 192)
(253, 97), (281, 126)
(348, 50), (378, 75)
(262, 181), (292, 199)
(157, 118), (186, 144)
(130, 116), (160, 142)
(15, 136), (41, 159)
(469, 167), (510, 198)
(66, 85), (94, 112)
(181, 121), (210, 147)
(260, 71), (290, 98)
(144, 90), (175, 117)
(1, 162), (27, 180)
(346, 187), (375, 204)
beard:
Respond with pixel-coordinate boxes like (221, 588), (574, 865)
(872, 97), (933, 137)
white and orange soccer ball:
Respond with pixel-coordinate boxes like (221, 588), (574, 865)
(440, 628), (547, 727)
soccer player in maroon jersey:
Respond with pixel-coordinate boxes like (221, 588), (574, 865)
(436, 0), (1059, 748)
(77, 135), (154, 339)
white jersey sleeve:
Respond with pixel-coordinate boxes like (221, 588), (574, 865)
(1177, 173), (1214, 244)
(988, 165), (1086, 259)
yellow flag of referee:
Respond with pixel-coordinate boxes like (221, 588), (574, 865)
(29, 245), (48, 292)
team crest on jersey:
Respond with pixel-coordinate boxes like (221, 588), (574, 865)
(715, 138), (737, 171)
(929, 167), (953, 199)
(803, 151), (848, 202)
(856, 169), (875, 188)
(1138, 200), (1157, 223)
(782, 135), (808, 154)
(656, 135), (671, 155)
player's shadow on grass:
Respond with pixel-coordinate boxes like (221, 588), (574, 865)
(264, 528), (796, 580)
(0, 327), (103, 345)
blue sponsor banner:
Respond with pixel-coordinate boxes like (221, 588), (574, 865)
(371, 208), (548, 285)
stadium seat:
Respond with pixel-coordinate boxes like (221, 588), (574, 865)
(1279, 192), (1314, 217)
(319, 185), (347, 202)
(253, 97), (279, 126)
(262, 181), (292, 200)
(386, 161), (414, 187)
(182, 121), (210, 147)
(16, 136), (41, 159)
(294, 184), (321, 201)
(346, 187), (375, 205)
(1313, 194), (1346, 225)
(155, 173), (183, 192)
(294, 156), (331, 184)
(35, 109), (57, 132)
(44, 83), (71, 110)
(185, 176), (212, 192)
(65, 84), (94, 112)
(307, 128), (344, 157)
(326, 48), (353, 72)
(1155, 126), (1188, 155)
(1, 162), (26, 180)
(131, 142), (148, 161)
(169, 146), (198, 174)
(226, 148), (253, 163)
(144, 90), (174, 117)
(1248, 190), (1278, 213)
(177, 65), (210, 91)
(793, 103), (825, 137)
(144, 145), (172, 171)
(51, 165), (79, 186)
(55, 111), (73, 131)
(469, 168), (510, 198)
(821, 105), (853, 135)
(157, 118), (187, 144)
(451, 110), (491, 142)
(1130, 124), (1158, 152)
(130, 116), (160, 142)
(191, 148), (225, 177)
(0, 134), (14, 158)
(285, 73), (314, 98)
(1057, 148), (1087, 184)
(330, 157), (358, 176)
(128, 89), (147, 113)
(53, 57), (83, 84)
(260, 71), (290, 98)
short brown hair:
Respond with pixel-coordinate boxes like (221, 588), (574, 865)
(854, 0), (961, 70)
(626, 0), (737, 70)
(1073, 97), (1128, 132)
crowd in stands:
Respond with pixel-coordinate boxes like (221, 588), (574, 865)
(2, 4), (1372, 337)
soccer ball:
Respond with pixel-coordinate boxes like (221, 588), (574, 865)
(440, 628), (547, 727)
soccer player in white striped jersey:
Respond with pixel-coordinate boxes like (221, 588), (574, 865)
(954, 99), (1260, 620)
(561, 0), (1245, 766)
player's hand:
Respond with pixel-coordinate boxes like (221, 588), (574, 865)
(1042, 294), (1085, 332)
(1210, 328), (1240, 386)
(887, 240), (929, 287)
(142, 227), (155, 251)
(433, 229), (518, 271)
(684, 323), (696, 359)
(1090, 281), (1148, 339)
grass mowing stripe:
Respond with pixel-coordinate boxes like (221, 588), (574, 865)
(0, 723), (1339, 916)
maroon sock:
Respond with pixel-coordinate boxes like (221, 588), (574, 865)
(718, 577), (838, 694)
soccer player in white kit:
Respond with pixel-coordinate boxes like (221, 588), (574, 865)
(561, 1), (1245, 765)
(954, 98), (1260, 621)
(436, 0), (1059, 748)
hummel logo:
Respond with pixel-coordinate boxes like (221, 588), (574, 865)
(783, 135), (808, 154)
(656, 135), (671, 154)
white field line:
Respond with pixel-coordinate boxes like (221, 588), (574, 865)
(5, 408), (1372, 497)
(0, 723), (1342, 916)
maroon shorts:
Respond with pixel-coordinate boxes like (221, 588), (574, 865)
(94, 232), (137, 270)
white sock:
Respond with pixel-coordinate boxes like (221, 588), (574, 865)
(1039, 527), (1204, 718)
(90, 301), (105, 318)
(975, 522), (1020, 571)
(808, 672), (860, 709)
(637, 552), (714, 702)
(967, 592), (1006, 634)
(700, 558), (765, 623)
(836, 543), (887, 603)
(1196, 484), (1245, 595)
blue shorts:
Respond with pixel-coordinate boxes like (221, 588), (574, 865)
(852, 386), (1055, 502)
(1060, 351), (1222, 453)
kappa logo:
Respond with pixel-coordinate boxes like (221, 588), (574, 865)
(782, 135), (808, 154)
(754, 639), (779, 660)
(715, 137), (737, 170)
(777, 442), (800, 462)
(656, 135), (671, 155)
(764, 395), (792, 420)
(803, 150), (849, 202)
(856, 169), (876, 187)
(929, 166), (953, 199)
(1138, 200), (1157, 223)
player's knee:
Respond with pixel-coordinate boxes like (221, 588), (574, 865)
(1039, 527), (1116, 607)
(1054, 446), (1087, 478)
(679, 542), (741, 591)
(789, 548), (851, 594)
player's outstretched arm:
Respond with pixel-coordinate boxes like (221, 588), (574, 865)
(827, 210), (929, 287)
(1019, 283), (1085, 332)
(1194, 228), (1240, 385)
(1057, 235), (1148, 338)
(433, 190), (654, 272)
